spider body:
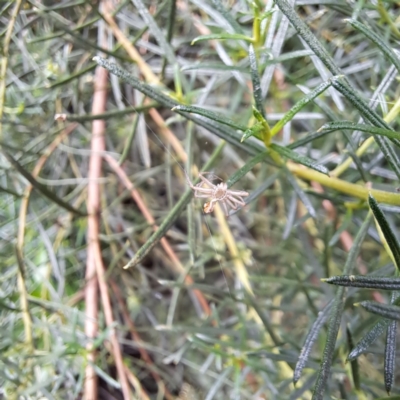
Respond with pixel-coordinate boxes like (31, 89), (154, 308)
(185, 171), (249, 216)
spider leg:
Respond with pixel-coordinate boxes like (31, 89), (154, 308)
(229, 189), (249, 197)
(227, 195), (246, 207)
(183, 169), (195, 187)
(221, 200), (230, 216)
(183, 169), (210, 191)
(199, 172), (223, 182)
(198, 173), (218, 188)
(191, 186), (215, 194)
(194, 192), (213, 198)
(226, 198), (239, 210)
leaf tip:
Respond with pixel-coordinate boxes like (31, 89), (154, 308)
(367, 192), (375, 203)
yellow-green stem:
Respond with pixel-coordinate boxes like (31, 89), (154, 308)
(253, 17), (261, 46)
(288, 162), (400, 205)
(263, 121), (272, 146)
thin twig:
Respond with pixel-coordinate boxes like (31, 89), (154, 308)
(0, 0), (23, 139)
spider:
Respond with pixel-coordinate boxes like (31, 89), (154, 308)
(184, 170), (249, 216)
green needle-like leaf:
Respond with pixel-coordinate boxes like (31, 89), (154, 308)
(348, 318), (392, 361)
(323, 275), (400, 290)
(249, 44), (266, 120)
(172, 105), (248, 131)
(191, 33), (254, 45)
(270, 77), (337, 137)
(346, 19), (400, 74)
(319, 122), (400, 144)
(346, 327), (360, 391)
(294, 300), (334, 384)
(358, 301), (400, 322)
(4, 151), (86, 217)
(384, 318), (397, 395)
(368, 194), (400, 271)
(313, 213), (372, 399)
(270, 143), (329, 175)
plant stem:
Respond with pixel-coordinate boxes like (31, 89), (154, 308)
(288, 162), (400, 205)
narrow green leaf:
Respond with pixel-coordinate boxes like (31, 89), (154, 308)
(119, 99), (145, 165)
(132, 0), (177, 65)
(191, 33), (254, 45)
(249, 44), (266, 119)
(52, 19), (128, 61)
(348, 279), (400, 364)
(210, 0), (244, 34)
(48, 63), (96, 89)
(348, 318), (391, 361)
(323, 275), (400, 290)
(241, 123), (264, 142)
(270, 77), (337, 136)
(172, 105), (248, 131)
(294, 300), (333, 384)
(181, 63), (249, 73)
(319, 122), (400, 143)
(4, 152), (86, 217)
(182, 50), (314, 73)
(0, 185), (22, 197)
(273, 0), (342, 76)
(241, 171), (280, 207)
(65, 103), (156, 123)
(368, 194), (400, 271)
(226, 152), (269, 187)
(374, 396), (400, 400)
(288, 130), (333, 150)
(270, 143), (329, 175)
(346, 19), (400, 74)
(267, 49), (314, 64)
(358, 301), (400, 322)
(384, 318), (396, 395)
(346, 327), (360, 391)
(160, 0), (177, 78)
(313, 213), (372, 400)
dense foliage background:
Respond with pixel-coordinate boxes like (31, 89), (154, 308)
(2, 0), (400, 399)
